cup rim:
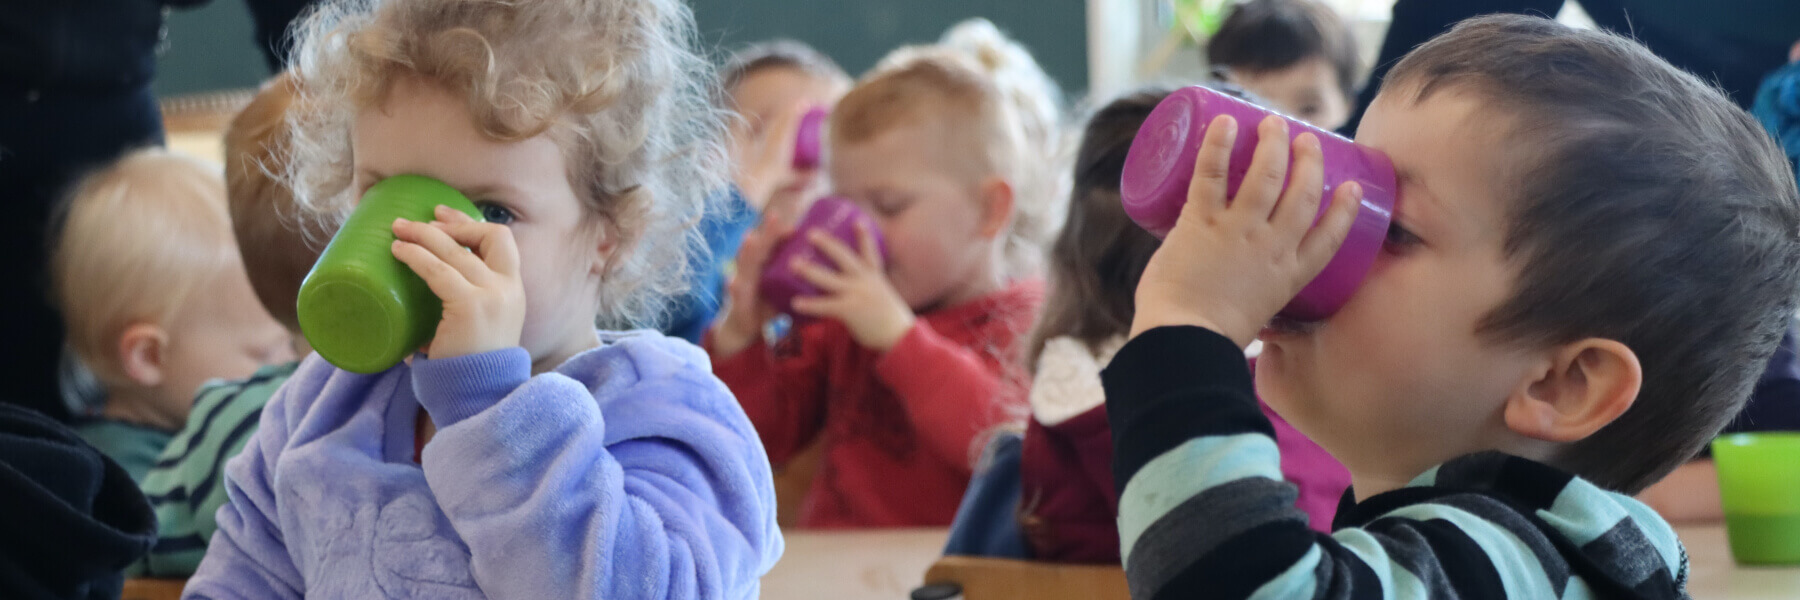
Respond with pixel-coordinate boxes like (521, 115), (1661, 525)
(1714, 431), (1800, 448)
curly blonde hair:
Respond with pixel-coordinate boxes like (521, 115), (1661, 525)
(843, 19), (1067, 278)
(284, 0), (729, 327)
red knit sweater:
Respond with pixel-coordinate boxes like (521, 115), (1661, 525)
(707, 281), (1041, 528)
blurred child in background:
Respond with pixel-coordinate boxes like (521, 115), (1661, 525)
(1205, 0), (1362, 130)
(49, 148), (295, 482)
(708, 21), (1062, 528)
(133, 72), (328, 577)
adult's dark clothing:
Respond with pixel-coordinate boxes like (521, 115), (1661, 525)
(1341, 0), (1800, 136)
(0, 403), (157, 600)
(0, 0), (211, 421)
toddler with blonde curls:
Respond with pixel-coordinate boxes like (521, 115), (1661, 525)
(183, 0), (782, 597)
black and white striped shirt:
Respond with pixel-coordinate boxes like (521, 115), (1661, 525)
(1104, 326), (1689, 599)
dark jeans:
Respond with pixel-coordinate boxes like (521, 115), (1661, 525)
(0, 82), (164, 422)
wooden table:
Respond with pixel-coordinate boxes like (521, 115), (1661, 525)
(762, 528), (948, 599)
(1679, 524), (1800, 599)
(762, 525), (1800, 599)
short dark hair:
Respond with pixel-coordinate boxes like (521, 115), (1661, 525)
(1027, 82), (1269, 369)
(1205, 0), (1361, 101)
(718, 39), (850, 96)
(1385, 15), (1800, 493)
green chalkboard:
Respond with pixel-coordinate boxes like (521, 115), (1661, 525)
(690, 0), (1088, 94)
(153, 1), (1088, 98)
(153, 2), (267, 97)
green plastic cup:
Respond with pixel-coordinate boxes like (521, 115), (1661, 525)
(1712, 432), (1800, 565)
(297, 175), (482, 374)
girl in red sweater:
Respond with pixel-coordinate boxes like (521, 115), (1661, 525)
(706, 21), (1061, 528)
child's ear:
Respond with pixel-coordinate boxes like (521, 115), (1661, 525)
(117, 323), (169, 387)
(976, 176), (1015, 240)
(587, 221), (619, 278)
(1505, 339), (1642, 443)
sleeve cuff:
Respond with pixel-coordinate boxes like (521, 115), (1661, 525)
(1103, 326), (1271, 492)
(411, 347), (532, 428)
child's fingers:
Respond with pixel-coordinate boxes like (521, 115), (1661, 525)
(788, 295), (840, 319)
(1272, 133), (1326, 237)
(756, 101), (810, 165)
(792, 257), (849, 292)
(1298, 181), (1362, 265)
(391, 239), (476, 301)
(429, 219), (521, 279)
(396, 218), (492, 284)
(1237, 115), (1292, 220)
(807, 230), (867, 274)
(1183, 115), (1238, 217)
(434, 204), (477, 224)
(856, 222), (883, 268)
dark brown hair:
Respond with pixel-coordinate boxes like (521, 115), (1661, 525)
(1205, 0), (1361, 101)
(1025, 82), (1268, 371)
(718, 39), (851, 98)
(1385, 15), (1800, 493)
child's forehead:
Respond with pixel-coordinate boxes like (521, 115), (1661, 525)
(1360, 87), (1521, 237)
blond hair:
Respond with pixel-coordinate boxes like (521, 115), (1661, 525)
(836, 19), (1066, 277)
(225, 72), (330, 333)
(285, 0), (729, 326)
(50, 149), (238, 385)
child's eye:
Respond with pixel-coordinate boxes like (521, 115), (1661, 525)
(477, 202), (516, 225)
(1384, 222), (1422, 251)
(872, 197), (910, 217)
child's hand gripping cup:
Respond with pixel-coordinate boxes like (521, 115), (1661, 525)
(297, 175), (483, 373)
(759, 196), (889, 319)
(1120, 85), (1398, 320)
(791, 107), (830, 169)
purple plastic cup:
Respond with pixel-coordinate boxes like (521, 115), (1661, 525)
(760, 196), (889, 317)
(1120, 86), (1397, 321)
(792, 107), (830, 169)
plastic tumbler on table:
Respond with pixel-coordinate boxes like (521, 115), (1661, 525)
(1712, 432), (1800, 565)
(792, 107), (830, 169)
(296, 175), (484, 374)
(1119, 85), (1398, 321)
(760, 196), (888, 319)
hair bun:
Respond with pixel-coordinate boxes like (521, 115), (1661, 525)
(940, 18), (1013, 74)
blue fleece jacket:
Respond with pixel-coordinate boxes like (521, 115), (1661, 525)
(182, 331), (782, 599)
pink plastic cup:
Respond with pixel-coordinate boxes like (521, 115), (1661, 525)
(760, 196), (889, 318)
(1120, 85), (1397, 321)
(792, 107), (830, 169)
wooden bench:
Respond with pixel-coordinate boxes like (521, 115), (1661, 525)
(121, 578), (186, 600)
(921, 556), (1129, 600)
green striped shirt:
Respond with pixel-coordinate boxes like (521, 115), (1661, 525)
(130, 361), (297, 577)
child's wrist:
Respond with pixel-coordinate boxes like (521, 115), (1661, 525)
(710, 317), (761, 356)
(1130, 309), (1248, 349)
(862, 312), (916, 353)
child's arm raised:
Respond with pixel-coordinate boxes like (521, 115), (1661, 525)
(786, 221), (1027, 467)
(399, 204), (779, 597)
(1107, 327), (1618, 599)
(1105, 117), (1613, 598)
(705, 214), (833, 466)
(709, 213), (790, 358)
(411, 341), (780, 599)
